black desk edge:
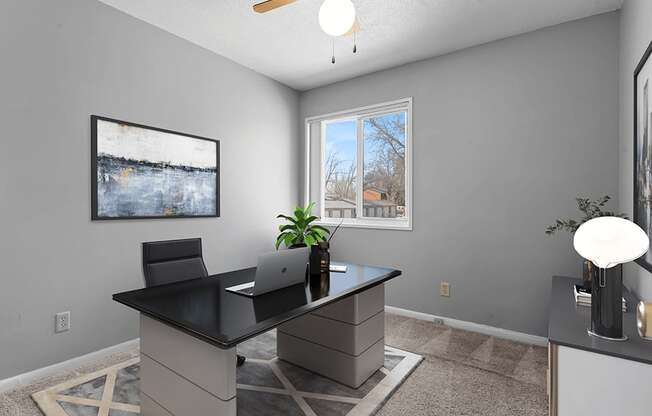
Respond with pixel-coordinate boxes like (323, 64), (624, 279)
(113, 268), (401, 349)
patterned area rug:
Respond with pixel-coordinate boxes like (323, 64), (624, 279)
(32, 331), (422, 416)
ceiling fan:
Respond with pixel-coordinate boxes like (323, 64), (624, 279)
(253, 0), (359, 63)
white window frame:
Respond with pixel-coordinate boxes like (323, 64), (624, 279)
(304, 97), (413, 231)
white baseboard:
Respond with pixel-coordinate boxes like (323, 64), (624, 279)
(0, 338), (139, 394)
(385, 306), (548, 347)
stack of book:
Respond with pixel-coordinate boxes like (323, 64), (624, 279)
(573, 284), (626, 311)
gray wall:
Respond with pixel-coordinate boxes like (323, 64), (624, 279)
(300, 13), (620, 337)
(0, 0), (299, 379)
(619, 0), (652, 301)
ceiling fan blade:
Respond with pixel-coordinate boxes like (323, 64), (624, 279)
(253, 0), (297, 13)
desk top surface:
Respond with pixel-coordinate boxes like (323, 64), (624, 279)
(548, 276), (652, 365)
(113, 263), (400, 349)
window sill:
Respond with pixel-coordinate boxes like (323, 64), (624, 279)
(316, 219), (412, 231)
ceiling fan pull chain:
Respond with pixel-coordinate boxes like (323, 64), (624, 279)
(332, 38), (336, 64)
(353, 31), (357, 53)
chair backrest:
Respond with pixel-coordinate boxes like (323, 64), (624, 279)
(142, 238), (209, 287)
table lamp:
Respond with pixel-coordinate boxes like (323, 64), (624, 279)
(573, 216), (649, 341)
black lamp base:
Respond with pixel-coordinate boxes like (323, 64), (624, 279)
(589, 264), (626, 341)
(587, 329), (628, 341)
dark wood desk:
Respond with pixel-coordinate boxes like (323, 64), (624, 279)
(113, 263), (401, 416)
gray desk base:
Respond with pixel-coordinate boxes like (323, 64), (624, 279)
(138, 283), (386, 415)
(139, 315), (237, 416)
(278, 284), (386, 388)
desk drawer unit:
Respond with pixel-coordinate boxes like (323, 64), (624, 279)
(278, 283), (385, 388)
(140, 315), (237, 416)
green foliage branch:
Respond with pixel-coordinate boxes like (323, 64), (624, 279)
(545, 195), (628, 235)
(276, 202), (330, 249)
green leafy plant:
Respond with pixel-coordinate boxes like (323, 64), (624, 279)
(276, 203), (330, 249)
(545, 195), (628, 235)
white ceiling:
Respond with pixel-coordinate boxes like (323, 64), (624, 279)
(98, 0), (623, 91)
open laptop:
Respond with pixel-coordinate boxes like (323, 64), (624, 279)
(226, 248), (309, 297)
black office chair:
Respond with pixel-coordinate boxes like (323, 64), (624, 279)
(142, 238), (208, 287)
(142, 238), (246, 367)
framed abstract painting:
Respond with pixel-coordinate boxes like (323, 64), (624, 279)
(634, 40), (652, 272)
(91, 116), (219, 220)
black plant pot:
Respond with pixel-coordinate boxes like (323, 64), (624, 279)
(589, 264), (627, 341)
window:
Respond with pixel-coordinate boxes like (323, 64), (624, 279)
(305, 98), (412, 230)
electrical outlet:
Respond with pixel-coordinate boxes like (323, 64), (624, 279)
(440, 281), (450, 297)
(55, 311), (70, 333)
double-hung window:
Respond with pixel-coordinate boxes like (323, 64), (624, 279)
(305, 98), (412, 230)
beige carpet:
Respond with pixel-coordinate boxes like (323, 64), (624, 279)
(0, 313), (548, 415)
(379, 314), (548, 416)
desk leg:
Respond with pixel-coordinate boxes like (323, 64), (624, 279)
(278, 284), (386, 388)
(548, 343), (557, 416)
(139, 315), (236, 416)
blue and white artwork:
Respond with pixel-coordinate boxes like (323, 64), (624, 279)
(635, 44), (652, 270)
(92, 117), (219, 219)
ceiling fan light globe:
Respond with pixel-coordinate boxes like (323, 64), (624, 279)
(319, 0), (356, 37)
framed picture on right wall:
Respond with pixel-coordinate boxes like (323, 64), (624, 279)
(634, 39), (652, 272)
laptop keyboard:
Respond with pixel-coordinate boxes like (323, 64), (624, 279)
(226, 281), (256, 296)
(236, 286), (255, 295)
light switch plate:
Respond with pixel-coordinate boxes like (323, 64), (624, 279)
(55, 311), (70, 333)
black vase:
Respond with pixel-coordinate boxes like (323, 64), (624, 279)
(309, 242), (330, 296)
(589, 264), (627, 341)
(309, 242), (330, 276)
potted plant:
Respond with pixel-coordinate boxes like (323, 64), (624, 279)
(276, 203), (330, 249)
(546, 195), (628, 287)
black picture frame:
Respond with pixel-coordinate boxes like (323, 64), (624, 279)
(91, 115), (220, 220)
(634, 40), (652, 272)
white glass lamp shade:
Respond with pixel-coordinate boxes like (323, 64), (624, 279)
(573, 216), (649, 269)
(318, 0), (356, 37)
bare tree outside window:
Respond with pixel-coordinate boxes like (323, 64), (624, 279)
(363, 112), (406, 218)
(324, 120), (357, 219)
